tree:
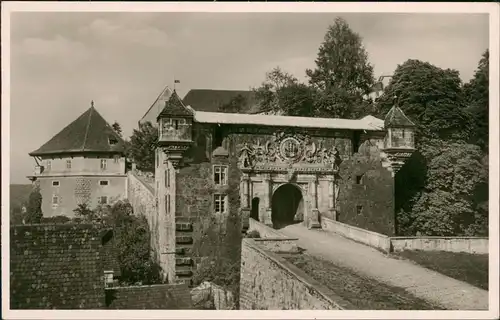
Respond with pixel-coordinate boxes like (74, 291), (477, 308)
(24, 186), (43, 224)
(375, 59), (472, 144)
(306, 17), (375, 118)
(218, 94), (248, 113)
(464, 49), (489, 151)
(72, 201), (162, 285)
(127, 121), (158, 173)
(112, 121), (123, 137)
(253, 66), (315, 116)
(73, 203), (99, 223)
(396, 140), (488, 236)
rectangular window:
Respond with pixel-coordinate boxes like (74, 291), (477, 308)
(165, 194), (170, 213)
(213, 165), (228, 185)
(165, 169), (170, 188)
(52, 181), (60, 186)
(99, 180), (109, 186)
(98, 196), (108, 205)
(100, 159), (107, 170)
(214, 194), (227, 214)
(173, 119), (180, 130)
(114, 155), (120, 164)
(355, 175), (364, 185)
(156, 151), (159, 168)
(66, 160), (72, 169)
(46, 160), (52, 170)
(104, 271), (114, 286)
(52, 195), (59, 205)
(356, 205), (363, 215)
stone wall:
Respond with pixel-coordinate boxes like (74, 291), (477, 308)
(105, 283), (192, 309)
(239, 238), (353, 310)
(390, 237), (489, 254)
(321, 217), (391, 252)
(127, 171), (165, 272)
(336, 137), (396, 235)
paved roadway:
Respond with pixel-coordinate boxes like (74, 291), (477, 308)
(280, 223), (489, 310)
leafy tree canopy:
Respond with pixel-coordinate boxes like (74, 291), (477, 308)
(464, 49), (489, 151)
(127, 121), (158, 173)
(112, 121), (123, 137)
(397, 140), (488, 236)
(376, 59), (472, 143)
(25, 186), (43, 224)
(306, 17), (375, 118)
(218, 94), (248, 113)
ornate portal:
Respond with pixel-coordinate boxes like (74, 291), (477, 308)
(238, 131), (342, 172)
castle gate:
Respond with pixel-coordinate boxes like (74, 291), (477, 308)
(237, 130), (342, 229)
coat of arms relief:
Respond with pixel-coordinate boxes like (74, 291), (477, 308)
(238, 131), (342, 172)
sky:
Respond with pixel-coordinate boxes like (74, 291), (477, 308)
(9, 12), (489, 184)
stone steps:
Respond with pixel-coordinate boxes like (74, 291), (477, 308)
(175, 221), (194, 286)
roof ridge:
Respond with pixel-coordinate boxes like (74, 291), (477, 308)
(81, 104), (94, 151)
(140, 85), (172, 122)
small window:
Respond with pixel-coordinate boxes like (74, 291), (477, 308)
(214, 194), (227, 214)
(165, 169), (170, 188)
(214, 165), (228, 185)
(173, 119), (180, 130)
(52, 195), (59, 205)
(109, 136), (118, 145)
(156, 151), (159, 168)
(356, 205), (363, 215)
(165, 194), (171, 213)
(355, 175), (364, 185)
(52, 181), (60, 187)
(66, 160), (72, 169)
(100, 159), (107, 170)
(104, 271), (114, 286)
(46, 160), (52, 170)
(98, 196), (108, 205)
(114, 155), (120, 164)
(99, 180), (109, 186)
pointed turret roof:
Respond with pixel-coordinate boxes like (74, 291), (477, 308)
(29, 104), (126, 156)
(384, 106), (416, 128)
(139, 85), (173, 125)
(157, 90), (193, 119)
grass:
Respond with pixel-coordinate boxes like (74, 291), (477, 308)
(282, 252), (444, 310)
(392, 250), (488, 290)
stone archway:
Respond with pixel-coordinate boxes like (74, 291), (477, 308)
(271, 184), (304, 229)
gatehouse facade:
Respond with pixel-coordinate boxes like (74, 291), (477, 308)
(154, 91), (416, 284)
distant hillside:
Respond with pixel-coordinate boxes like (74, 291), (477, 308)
(10, 184), (32, 210)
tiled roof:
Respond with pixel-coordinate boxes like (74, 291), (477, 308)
(105, 283), (193, 309)
(384, 106), (416, 128)
(139, 85), (173, 125)
(101, 229), (121, 277)
(182, 89), (261, 114)
(29, 105), (126, 157)
(193, 111), (385, 131)
(10, 224), (106, 309)
(157, 90), (194, 119)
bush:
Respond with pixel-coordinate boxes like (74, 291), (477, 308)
(245, 230), (261, 238)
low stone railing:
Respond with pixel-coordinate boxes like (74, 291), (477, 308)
(321, 217), (489, 255)
(321, 217), (391, 253)
(390, 236), (488, 254)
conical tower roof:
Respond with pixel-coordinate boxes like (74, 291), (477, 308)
(384, 106), (416, 128)
(157, 90), (193, 119)
(29, 103), (126, 156)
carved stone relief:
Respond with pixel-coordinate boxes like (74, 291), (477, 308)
(237, 131), (343, 172)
